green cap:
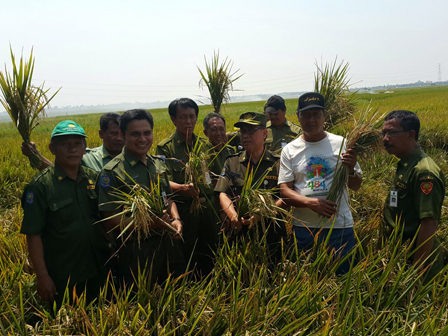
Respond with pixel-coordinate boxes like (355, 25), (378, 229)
(234, 112), (267, 128)
(51, 120), (87, 139)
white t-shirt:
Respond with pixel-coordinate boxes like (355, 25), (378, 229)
(278, 132), (362, 229)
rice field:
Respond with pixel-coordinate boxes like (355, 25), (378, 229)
(1, 85), (448, 335)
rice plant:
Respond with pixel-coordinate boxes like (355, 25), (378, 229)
(197, 50), (243, 113)
(0, 46), (60, 169)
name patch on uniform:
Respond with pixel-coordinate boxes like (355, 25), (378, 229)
(26, 191), (34, 204)
(264, 175), (278, 180)
(396, 182), (406, 189)
(100, 175), (111, 188)
(421, 182), (433, 195)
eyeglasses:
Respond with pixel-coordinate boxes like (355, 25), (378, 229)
(297, 111), (324, 119)
(239, 127), (264, 135)
(381, 130), (409, 137)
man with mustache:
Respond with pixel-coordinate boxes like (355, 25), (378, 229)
(382, 110), (445, 281)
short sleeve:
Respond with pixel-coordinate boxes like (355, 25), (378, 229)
(414, 173), (444, 221)
(155, 145), (173, 180)
(20, 184), (47, 235)
(214, 159), (234, 194)
(278, 147), (294, 184)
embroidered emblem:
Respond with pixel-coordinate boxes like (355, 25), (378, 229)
(26, 191), (34, 204)
(420, 182), (433, 195)
(100, 175), (111, 188)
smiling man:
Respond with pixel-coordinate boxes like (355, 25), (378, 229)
(279, 92), (362, 274)
(382, 110), (445, 281)
(21, 120), (106, 308)
(98, 109), (184, 286)
(156, 98), (219, 277)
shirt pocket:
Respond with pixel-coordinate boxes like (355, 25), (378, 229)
(48, 198), (76, 230)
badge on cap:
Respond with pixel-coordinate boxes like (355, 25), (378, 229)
(100, 175), (111, 188)
(421, 182), (433, 195)
(26, 191), (34, 205)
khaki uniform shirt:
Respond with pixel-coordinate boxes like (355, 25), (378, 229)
(383, 147), (445, 239)
(215, 149), (280, 199)
(265, 120), (301, 152)
(20, 163), (102, 288)
(82, 145), (113, 172)
(155, 131), (214, 204)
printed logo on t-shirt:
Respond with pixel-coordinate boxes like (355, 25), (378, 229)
(305, 156), (331, 195)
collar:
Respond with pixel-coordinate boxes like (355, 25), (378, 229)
(267, 119), (289, 129)
(398, 146), (424, 169)
(100, 144), (111, 158)
(123, 147), (152, 167)
(238, 148), (273, 164)
(54, 162), (87, 183)
(173, 130), (198, 148)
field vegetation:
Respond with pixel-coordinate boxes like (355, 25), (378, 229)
(1, 85), (448, 334)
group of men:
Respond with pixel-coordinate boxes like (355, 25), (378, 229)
(20, 92), (445, 307)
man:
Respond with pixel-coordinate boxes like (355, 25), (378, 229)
(278, 92), (362, 274)
(156, 98), (219, 277)
(22, 112), (124, 172)
(264, 95), (301, 152)
(20, 120), (106, 308)
(98, 109), (184, 285)
(215, 112), (286, 263)
(202, 112), (235, 183)
(382, 110), (445, 281)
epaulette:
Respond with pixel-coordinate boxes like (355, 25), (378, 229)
(31, 165), (53, 183)
(102, 156), (121, 171)
(157, 134), (174, 147)
(226, 152), (242, 159)
(267, 150), (281, 159)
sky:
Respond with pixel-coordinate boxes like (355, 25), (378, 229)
(1, 0), (447, 108)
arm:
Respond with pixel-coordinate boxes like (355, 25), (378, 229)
(167, 201), (182, 239)
(279, 181), (336, 218)
(341, 149), (362, 191)
(21, 142), (52, 171)
(26, 234), (57, 302)
(413, 217), (438, 268)
(219, 192), (243, 231)
(169, 181), (199, 197)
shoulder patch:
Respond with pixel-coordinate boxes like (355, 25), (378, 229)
(25, 191), (34, 204)
(221, 166), (227, 176)
(100, 174), (112, 188)
(421, 182), (433, 195)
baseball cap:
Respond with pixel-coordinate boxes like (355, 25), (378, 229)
(264, 95), (286, 114)
(234, 112), (267, 128)
(51, 120), (87, 139)
(297, 92), (325, 112)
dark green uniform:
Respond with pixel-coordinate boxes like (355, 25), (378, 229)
(98, 147), (184, 284)
(82, 145), (114, 172)
(205, 142), (236, 181)
(21, 163), (105, 305)
(383, 147), (445, 280)
(265, 120), (301, 152)
(156, 131), (219, 276)
(215, 149), (286, 262)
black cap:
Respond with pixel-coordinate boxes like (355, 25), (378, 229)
(297, 92), (325, 112)
(264, 95), (286, 114)
(234, 112), (267, 128)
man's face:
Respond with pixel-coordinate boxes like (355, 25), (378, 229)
(266, 109), (286, 127)
(100, 121), (124, 156)
(239, 125), (267, 154)
(382, 118), (414, 158)
(49, 135), (86, 170)
(123, 119), (153, 160)
(171, 106), (197, 138)
(297, 108), (325, 137)
(204, 117), (227, 147)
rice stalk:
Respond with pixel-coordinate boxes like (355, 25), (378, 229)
(0, 46), (60, 169)
(197, 50), (243, 113)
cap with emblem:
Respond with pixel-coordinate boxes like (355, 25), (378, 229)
(234, 112), (267, 128)
(297, 92), (325, 112)
(51, 120), (87, 139)
(264, 95), (286, 114)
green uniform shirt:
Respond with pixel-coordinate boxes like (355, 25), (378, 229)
(215, 149), (280, 198)
(98, 147), (172, 213)
(383, 147), (446, 239)
(21, 163), (102, 288)
(205, 142), (236, 178)
(82, 145), (114, 172)
(155, 131), (214, 204)
(265, 120), (301, 152)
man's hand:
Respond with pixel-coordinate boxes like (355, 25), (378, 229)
(171, 219), (183, 240)
(241, 214), (260, 228)
(182, 183), (200, 198)
(21, 141), (38, 157)
(341, 149), (358, 174)
(36, 273), (57, 303)
(306, 198), (337, 217)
